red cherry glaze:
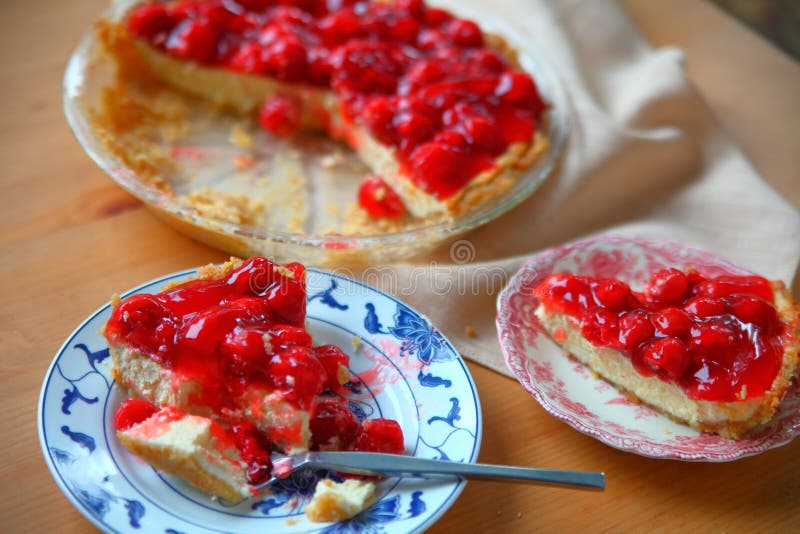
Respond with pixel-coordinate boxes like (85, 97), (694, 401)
(105, 257), (313, 412)
(114, 398), (159, 431)
(644, 268), (689, 306)
(357, 175), (406, 218)
(651, 307), (692, 337)
(259, 95), (301, 136)
(127, 5), (175, 44)
(642, 337), (691, 380)
(231, 421), (273, 484)
(618, 310), (654, 349)
(313, 344), (351, 391)
(267, 346), (326, 407)
(105, 256), (405, 470)
(534, 270), (787, 402)
(127, 0), (546, 201)
(165, 19), (219, 63)
(310, 398), (360, 450)
(354, 418), (405, 453)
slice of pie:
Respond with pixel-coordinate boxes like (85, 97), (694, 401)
(100, 0), (548, 219)
(533, 268), (800, 438)
(115, 403), (253, 502)
(104, 256), (405, 500)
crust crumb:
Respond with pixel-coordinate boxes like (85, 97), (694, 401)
(230, 123), (254, 149)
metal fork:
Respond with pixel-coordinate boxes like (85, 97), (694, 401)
(256, 451), (605, 491)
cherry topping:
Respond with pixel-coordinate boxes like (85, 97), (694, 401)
(495, 71), (543, 110)
(730, 295), (778, 335)
(593, 279), (634, 312)
(618, 310), (654, 349)
(318, 10), (360, 44)
(258, 95), (301, 137)
(651, 307), (692, 337)
(220, 327), (270, 376)
(446, 19), (483, 47)
(357, 175), (406, 218)
(267, 347), (326, 406)
(354, 418), (405, 454)
(408, 142), (466, 198)
(114, 398), (159, 431)
(693, 275), (774, 302)
(534, 270), (788, 402)
(642, 337), (691, 380)
(460, 115), (499, 152)
(106, 255), (406, 464)
(231, 422), (272, 484)
(310, 398), (360, 450)
(129, 0), (546, 202)
(362, 97), (397, 145)
(644, 268), (689, 306)
(683, 296), (728, 318)
(581, 309), (620, 347)
(395, 111), (436, 147)
(165, 19), (219, 63)
(266, 324), (313, 350)
(313, 344), (351, 391)
(264, 276), (306, 326)
(127, 5), (175, 43)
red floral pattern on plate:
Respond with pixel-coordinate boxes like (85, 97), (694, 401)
(496, 234), (800, 461)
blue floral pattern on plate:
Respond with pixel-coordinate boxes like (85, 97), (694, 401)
(38, 267), (482, 533)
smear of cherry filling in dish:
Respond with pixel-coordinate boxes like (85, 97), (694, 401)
(534, 269), (791, 402)
(125, 0), (546, 216)
(106, 257), (403, 485)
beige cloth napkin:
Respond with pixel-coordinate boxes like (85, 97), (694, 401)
(355, 0), (800, 377)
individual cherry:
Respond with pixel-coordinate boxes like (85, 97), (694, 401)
(618, 310), (654, 349)
(593, 279), (633, 312)
(127, 5), (175, 43)
(267, 347), (326, 404)
(683, 296), (728, 318)
(729, 296), (778, 334)
(165, 19), (219, 64)
(313, 344), (351, 391)
(651, 307), (692, 337)
(644, 268), (689, 306)
(310, 398), (360, 450)
(642, 337), (691, 380)
(353, 418), (405, 453)
(258, 95), (301, 137)
(114, 398), (158, 431)
(231, 422), (272, 484)
(357, 175), (406, 219)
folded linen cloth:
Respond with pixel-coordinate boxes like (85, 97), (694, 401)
(358, 0), (800, 377)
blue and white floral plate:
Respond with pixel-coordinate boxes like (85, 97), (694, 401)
(38, 267), (482, 533)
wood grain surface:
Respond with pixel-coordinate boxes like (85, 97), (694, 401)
(2, 0), (799, 532)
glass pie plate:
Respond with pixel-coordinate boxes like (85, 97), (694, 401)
(63, 1), (569, 267)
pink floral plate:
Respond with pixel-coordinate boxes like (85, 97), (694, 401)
(496, 234), (800, 461)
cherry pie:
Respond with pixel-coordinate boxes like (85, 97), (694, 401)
(533, 269), (800, 438)
(105, 256), (404, 500)
(104, 0), (548, 219)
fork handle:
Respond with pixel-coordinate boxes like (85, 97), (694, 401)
(303, 452), (605, 491)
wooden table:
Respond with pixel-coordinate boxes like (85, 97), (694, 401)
(3, 1), (799, 532)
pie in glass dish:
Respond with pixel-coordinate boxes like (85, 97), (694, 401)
(97, 0), (549, 221)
